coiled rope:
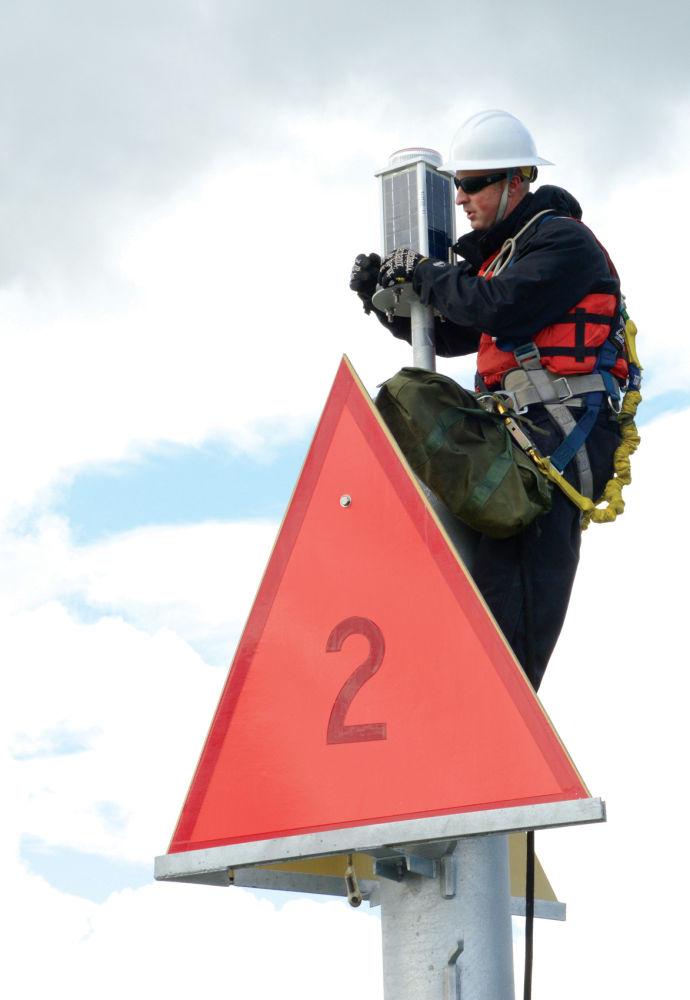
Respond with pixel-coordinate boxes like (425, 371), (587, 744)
(581, 309), (642, 529)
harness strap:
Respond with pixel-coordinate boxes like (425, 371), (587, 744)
(513, 342), (595, 499)
(549, 393), (602, 483)
(502, 369), (616, 410)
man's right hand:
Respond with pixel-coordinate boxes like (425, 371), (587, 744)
(349, 252), (381, 314)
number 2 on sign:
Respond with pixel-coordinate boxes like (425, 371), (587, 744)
(325, 616), (387, 744)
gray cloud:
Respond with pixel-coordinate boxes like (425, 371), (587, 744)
(0, 0), (687, 287)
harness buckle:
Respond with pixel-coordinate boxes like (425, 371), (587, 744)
(552, 376), (573, 402)
(513, 341), (541, 368)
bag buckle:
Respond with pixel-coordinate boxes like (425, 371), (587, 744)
(488, 389), (529, 416)
(476, 393), (499, 413)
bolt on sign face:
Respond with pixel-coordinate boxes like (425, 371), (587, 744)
(165, 357), (593, 864)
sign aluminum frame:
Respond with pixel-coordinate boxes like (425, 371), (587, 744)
(155, 796), (603, 890)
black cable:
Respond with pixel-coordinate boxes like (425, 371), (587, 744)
(524, 830), (535, 1000)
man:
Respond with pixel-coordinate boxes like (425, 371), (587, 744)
(350, 110), (626, 690)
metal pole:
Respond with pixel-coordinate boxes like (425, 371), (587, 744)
(410, 298), (437, 370)
(375, 144), (515, 1000)
(411, 158), (436, 371)
(379, 836), (515, 1000)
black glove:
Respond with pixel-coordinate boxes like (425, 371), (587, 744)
(349, 252), (381, 314)
(377, 248), (427, 288)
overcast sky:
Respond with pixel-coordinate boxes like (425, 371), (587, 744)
(4, 2), (690, 997)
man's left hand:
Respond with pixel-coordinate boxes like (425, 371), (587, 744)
(378, 248), (427, 288)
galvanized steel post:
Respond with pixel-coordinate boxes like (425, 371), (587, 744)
(374, 146), (516, 998)
(410, 297), (437, 371)
(410, 156), (437, 371)
(378, 835), (515, 1000)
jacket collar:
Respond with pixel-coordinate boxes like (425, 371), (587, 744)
(452, 185), (583, 268)
(452, 193), (537, 268)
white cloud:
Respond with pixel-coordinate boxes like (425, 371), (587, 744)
(70, 518), (279, 657)
(4, 871), (384, 1000)
(4, 601), (219, 861)
(0, 142), (397, 520)
(2, 515), (280, 656)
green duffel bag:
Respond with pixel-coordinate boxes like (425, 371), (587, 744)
(375, 367), (552, 539)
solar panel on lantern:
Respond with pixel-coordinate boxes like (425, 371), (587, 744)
(372, 148), (455, 369)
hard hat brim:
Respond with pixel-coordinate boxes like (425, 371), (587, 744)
(439, 155), (554, 175)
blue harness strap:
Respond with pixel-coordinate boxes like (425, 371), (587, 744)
(549, 392), (603, 473)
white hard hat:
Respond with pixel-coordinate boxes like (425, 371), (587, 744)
(441, 109), (553, 173)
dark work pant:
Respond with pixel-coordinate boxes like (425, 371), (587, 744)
(470, 405), (621, 691)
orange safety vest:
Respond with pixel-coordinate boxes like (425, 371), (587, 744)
(476, 250), (629, 389)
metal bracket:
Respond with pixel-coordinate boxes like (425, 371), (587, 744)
(374, 850), (438, 882)
(373, 856), (406, 882)
(440, 851), (457, 899)
(344, 854), (362, 907)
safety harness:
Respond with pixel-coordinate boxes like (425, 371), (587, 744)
(477, 212), (642, 526)
(482, 308), (642, 527)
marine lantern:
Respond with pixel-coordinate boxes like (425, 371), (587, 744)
(372, 147), (456, 367)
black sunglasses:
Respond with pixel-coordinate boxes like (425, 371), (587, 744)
(454, 173), (508, 194)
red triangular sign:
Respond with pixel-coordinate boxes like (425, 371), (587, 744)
(169, 357), (588, 855)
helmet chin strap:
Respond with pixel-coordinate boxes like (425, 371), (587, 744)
(493, 168), (515, 225)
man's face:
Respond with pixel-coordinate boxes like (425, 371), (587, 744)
(454, 170), (508, 231)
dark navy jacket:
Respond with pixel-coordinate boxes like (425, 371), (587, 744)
(379, 185), (620, 358)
